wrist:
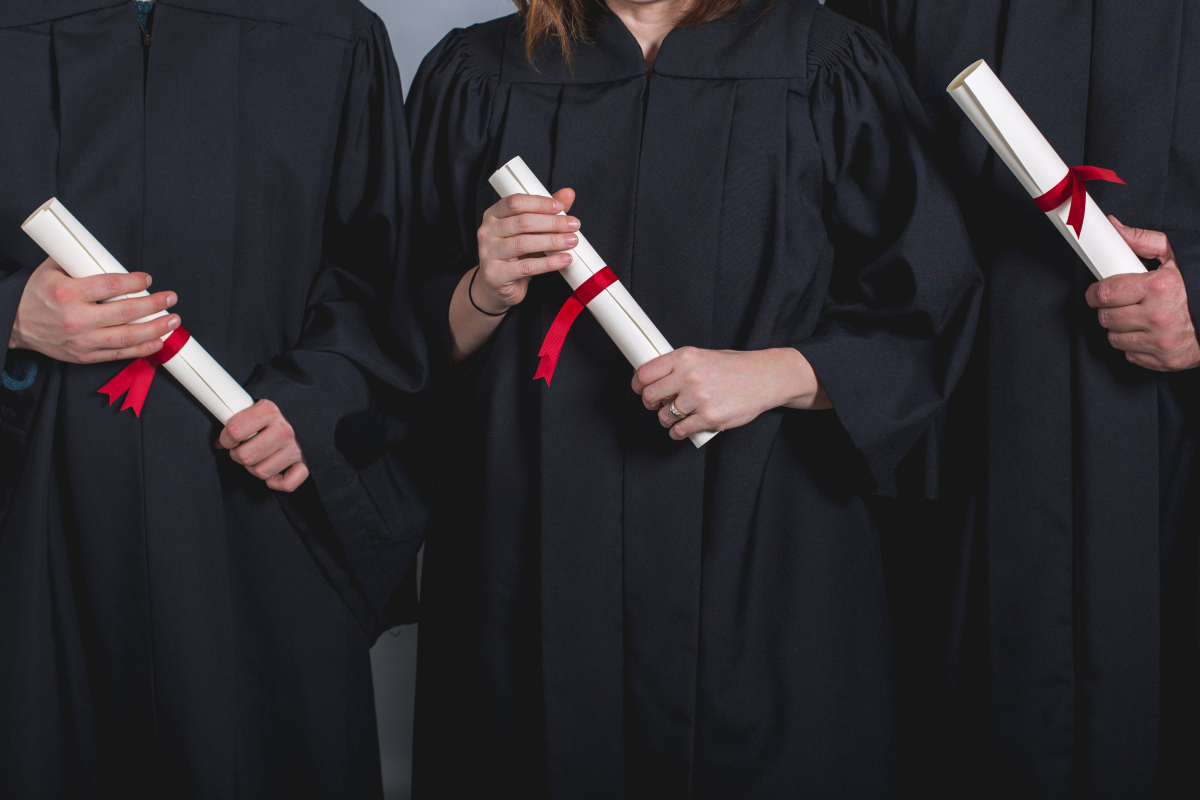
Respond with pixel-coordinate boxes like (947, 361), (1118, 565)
(774, 347), (825, 410)
(468, 267), (508, 316)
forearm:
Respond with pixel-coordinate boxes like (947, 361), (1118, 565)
(448, 268), (506, 362)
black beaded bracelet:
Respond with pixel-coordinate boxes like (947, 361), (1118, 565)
(469, 267), (508, 317)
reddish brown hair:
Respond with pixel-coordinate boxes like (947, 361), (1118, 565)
(512, 0), (753, 64)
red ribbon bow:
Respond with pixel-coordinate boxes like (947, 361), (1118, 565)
(98, 326), (190, 416)
(1033, 165), (1126, 238)
(534, 266), (618, 384)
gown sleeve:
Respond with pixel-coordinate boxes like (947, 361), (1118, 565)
(241, 12), (429, 638)
(0, 261), (36, 393)
(796, 15), (982, 491)
(0, 263), (30, 368)
(1165, 1), (1200, 336)
(0, 264), (42, 514)
(405, 27), (502, 376)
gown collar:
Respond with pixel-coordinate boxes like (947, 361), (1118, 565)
(501, 0), (816, 85)
(0, 0), (126, 28)
(1, 0), (353, 39)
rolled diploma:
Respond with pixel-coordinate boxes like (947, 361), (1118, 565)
(947, 60), (1145, 279)
(489, 157), (717, 448)
(21, 199), (254, 424)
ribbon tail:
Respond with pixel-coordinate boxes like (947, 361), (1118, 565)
(1067, 166), (1126, 237)
(1035, 166), (1126, 239)
(121, 359), (157, 415)
(532, 267), (620, 385)
(1073, 165), (1126, 185)
(533, 353), (560, 385)
(534, 296), (586, 385)
(1067, 171), (1087, 239)
(98, 357), (158, 417)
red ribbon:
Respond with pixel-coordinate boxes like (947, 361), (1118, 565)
(534, 266), (618, 384)
(98, 326), (190, 417)
(1033, 165), (1126, 238)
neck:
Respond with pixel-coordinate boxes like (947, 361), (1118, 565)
(606, 0), (692, 71)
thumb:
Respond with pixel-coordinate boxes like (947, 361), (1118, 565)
(553, 187), (576, 215)
(1109, 216), (1173, 263)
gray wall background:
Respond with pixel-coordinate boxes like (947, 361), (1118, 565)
(370, 0), (514, 94)
(360, 1), (823, 798)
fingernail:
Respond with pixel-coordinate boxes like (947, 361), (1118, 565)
(167, 292), (177, 306)
(567, 217), (580, 230)
(168, 315), (180, 329)
(146, 275), (153, 287)
(553, 201), (563, 212)
(565, 234), (578, 247)
(558, 253), (573, 266)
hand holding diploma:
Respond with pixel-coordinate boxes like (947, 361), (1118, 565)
(217, 399), (310, 492)
(22, 198), (254, 424)
(447, 189), (580, 361)
(472, 157), (834, 445)
(9, 257), (180, 363)
(946, 63), (1200, 373)
(632, 347), (831, 442)
(19, 199), (306, 490)
(486, 157), (720, 447)
(1087, 219), (1200, 372)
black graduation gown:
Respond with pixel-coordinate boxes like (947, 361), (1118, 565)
(0, 1), (427, 795)
(831, 0), (1200, 796)
(406, 2), (982, 796)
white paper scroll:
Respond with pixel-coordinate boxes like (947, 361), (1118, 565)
(489, 156), (717, 448)
(948, 60), (1145, 279)
(22, 198), (254, 424)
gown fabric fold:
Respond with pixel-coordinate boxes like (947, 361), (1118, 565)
(407, 2), (982, 797)
(0, 1), (427, 795)
(830, 0), (1200, 796)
